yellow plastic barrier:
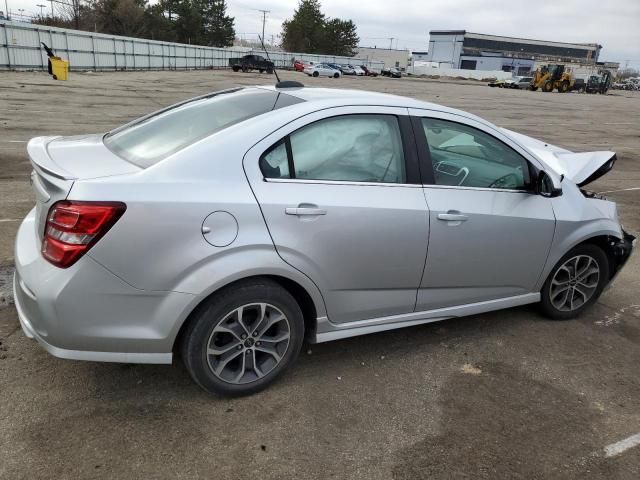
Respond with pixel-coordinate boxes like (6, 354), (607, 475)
(49, 57), (69, 81)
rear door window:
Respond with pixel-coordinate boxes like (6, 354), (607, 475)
(260, 114), (406, 183)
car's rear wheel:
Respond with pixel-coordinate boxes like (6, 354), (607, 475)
(313, 71), (319, 77)
(181, 279), (304, 396)
(540, 244), (609, 320)
(333, 72), (339, 78)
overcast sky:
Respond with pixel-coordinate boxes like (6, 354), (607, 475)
(6, 0), (640, 68)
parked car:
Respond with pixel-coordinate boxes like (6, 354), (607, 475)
(381, 67), (402, 78)
(293, 60), (305, 72)
(611, 79), (638, 91)
(360, 66), (379, 77)
(502, 77), (518, 88)
(340, 65), (357, 75)
(488, 79), (506, 87)
(15, 86), (634, 396)
(504, 76), (533, 89)
(229, 54), (274, 74)
(353, 66), (365, 76)
(325, 63), (342, 71)
(304, 63), (341, 78)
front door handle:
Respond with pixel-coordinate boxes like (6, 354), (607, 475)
(437, 212), (468, 222)
(285, 207), (327, 216)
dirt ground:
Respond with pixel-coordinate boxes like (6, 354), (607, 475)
(0, 69), (639, 479)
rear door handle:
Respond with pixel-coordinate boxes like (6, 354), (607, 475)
(285, 207), (327, 216)
(437, 213), (468, 222)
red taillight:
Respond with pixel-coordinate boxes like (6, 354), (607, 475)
(42, 201), (126, 268)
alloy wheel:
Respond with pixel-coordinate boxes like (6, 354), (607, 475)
(206, 303), (291, 384)
(549, 255), (600, 311)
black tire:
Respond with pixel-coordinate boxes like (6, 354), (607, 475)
(259, 69), (264, 73)
(312, 71), (319, 77)
(530, 85), (538, 91)
(542, 81), (554, 92)
(559, 80), (570, 93)
(333, 72), (339, 78)
(540, 244), (609, 320)
(181, 279), (305, 396)
(231, 65), (240, 72)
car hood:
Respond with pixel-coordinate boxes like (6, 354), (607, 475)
(500, 128), (616, 187)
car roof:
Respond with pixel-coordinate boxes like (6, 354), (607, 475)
(256, 85), (464, 115)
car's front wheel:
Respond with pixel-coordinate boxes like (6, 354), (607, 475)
(540, 244), (609, 320)
(181, 279), (305, 396)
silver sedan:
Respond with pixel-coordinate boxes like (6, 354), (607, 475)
(14, 85), (635, 395)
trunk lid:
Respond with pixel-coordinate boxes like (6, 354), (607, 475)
(28, 135), (141, 240)
(500, 128), (616, 187)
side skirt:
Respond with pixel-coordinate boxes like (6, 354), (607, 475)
(312, 293), (540, 343)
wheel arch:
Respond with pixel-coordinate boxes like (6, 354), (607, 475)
(172, 274), (321, 354)
(536, 228), (624, 291)
(578, 235), (627, 280)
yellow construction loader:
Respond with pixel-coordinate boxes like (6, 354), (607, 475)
(529, 64), (574, 92)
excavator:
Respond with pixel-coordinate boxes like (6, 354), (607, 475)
(529, 64), (574, 93)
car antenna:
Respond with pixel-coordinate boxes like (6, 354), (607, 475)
(258, 35), (304, 89)
(257, 34), (281, 83)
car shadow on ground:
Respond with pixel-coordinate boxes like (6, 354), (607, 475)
(6, 302), (636, 478)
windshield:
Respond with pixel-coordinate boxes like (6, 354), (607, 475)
(104, 88), (302, 168)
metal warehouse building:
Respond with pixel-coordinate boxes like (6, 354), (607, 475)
(423, 30), (601, 76)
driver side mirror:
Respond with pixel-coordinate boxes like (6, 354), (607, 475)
(535, 170), (563, 197)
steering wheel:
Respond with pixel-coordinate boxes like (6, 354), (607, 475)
(489, 173), (521, 189)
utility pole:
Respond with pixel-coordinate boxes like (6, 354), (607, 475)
(389, 37), (395, 50)
(47, 0), (53, 20)
(3, 0), (8, 19)
(257, 9), (269, 47)
(37, 3), (46, 18)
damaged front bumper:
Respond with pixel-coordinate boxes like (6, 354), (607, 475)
(607, 229), (636, 287)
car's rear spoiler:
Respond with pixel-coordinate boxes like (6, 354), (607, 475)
(27, 136), (78, 180)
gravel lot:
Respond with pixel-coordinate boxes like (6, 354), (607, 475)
(1, 69), (639, 479)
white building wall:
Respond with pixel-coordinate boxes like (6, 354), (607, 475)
(459, 55), (535, 74)
(354, 46), (410, 70)
(424, 33), (464, 67)
(407, 64), (511, 80)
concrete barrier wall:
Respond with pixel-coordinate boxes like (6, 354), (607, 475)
(0, 20), (384, 72)
(407, 64), (512, 80)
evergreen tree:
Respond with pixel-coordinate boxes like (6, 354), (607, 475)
(172, 0), (203, 44)
(199, 0), (235, 47)
(323, 18), (359, 56)
(281, 1), (359, 55)
(281, 0), (326, 53)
